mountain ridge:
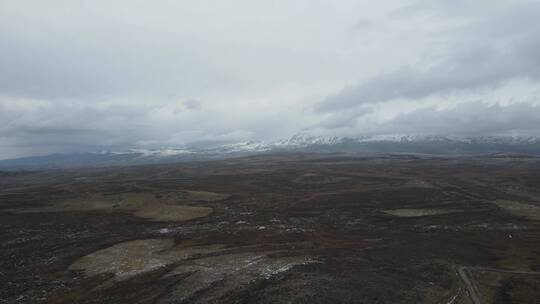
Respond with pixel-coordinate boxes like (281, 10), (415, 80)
(2, 134), (540, 169)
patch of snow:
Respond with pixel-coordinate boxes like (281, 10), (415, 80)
(158, 228), (171, 234)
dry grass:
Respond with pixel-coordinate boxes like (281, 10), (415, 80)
(494, 200), (540, 220)
(293, 173), (351, 185)
(69, 239), (226, 279)
(156, 190), (230, 203)
(469, 270), (503, 304)
(401, 179), (434, 188)
(383, 209), (462, 217)
(179, 190), (230, 202)
(69, 238), (313, 293)
(7, 190), (229, 221)
(162, 252), (315, 302)
(497, 245), (537, 270)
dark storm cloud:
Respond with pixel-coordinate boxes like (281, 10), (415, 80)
(319, 1), (540, 111)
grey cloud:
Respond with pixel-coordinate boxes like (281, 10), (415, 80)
(311, 106), (373, 130)
(0, 100), (155, 156)
(0, 4), (340, 101)
(183, 99), (201, 110)
(0, 96), (310, 159)
(351, 19), (377, 30)
(392, 0), (487, 19)
(319, 2), (540, 111)
(0, 29), (125, 99)
(374, 102), (540, 137)
(1, 1), (539, 159)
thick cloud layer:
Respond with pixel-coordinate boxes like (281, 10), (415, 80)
(319, 1), (540, 110)
(1, 1), (539, 159)
(368, 102), (540, 136)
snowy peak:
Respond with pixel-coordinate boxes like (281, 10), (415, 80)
(2, 133), (540, 170)
(97, 134), (540, 156)
(273, 133), (344, 147)
(96, 148), (194, 157)
(211, 141), (271, 153)
(276, 134), (540, 145)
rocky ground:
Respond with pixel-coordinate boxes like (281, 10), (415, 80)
(1, 153), (540, 303)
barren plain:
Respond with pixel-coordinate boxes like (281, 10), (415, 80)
(2, 153), (540, 303)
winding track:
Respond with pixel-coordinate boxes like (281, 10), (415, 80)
(456, 266), (540, 304)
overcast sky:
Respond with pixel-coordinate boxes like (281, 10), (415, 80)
(1, 0), (540, 159)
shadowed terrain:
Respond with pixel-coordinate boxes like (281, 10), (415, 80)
(2, 153), (540, 303)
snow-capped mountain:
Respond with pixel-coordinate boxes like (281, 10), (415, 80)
(252, 133), (540, 150)
(1, 134), (540, 169)
(272, 133), (346, 147)
(211, 141), (271, 153)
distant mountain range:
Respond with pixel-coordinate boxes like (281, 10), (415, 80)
(1, 134), (540, 169)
